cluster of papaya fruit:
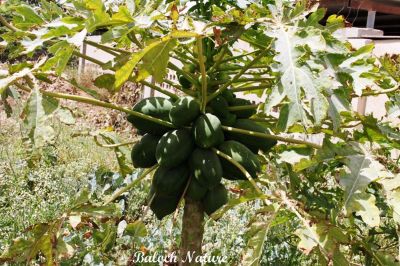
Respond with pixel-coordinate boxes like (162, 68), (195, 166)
(127, 91), (276, 220)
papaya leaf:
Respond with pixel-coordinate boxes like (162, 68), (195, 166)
(266, 26), (328, 129)
(295, 222), (349, 261)
(125, 221), (147, 238)
(0, 223), (54, 265)
(346, 192), (380, 227)
(114, 37), (175, 89)
(326, 15), (345, 32)
(12, 5), (44, 30)
(94, 73), (116, 92)
(378, 174), (400, 224)
(340, 152), (387, 207)
(338, 44), (377, 96)
(97, 131), (133, 177)
(42, 41), (74, 76)
(71, 203), (121, 217)
(69, 78), (101, 99)
(211, 190), (261, 220)
(110, 6), (134, 25)
(22, 88), (55, 148)
(241, 203), (281, 266)
(55, 107), (75, 125)
(0, 67), (32, 95)
(386, 94), (400, 119)
(141, 39), (177, 83)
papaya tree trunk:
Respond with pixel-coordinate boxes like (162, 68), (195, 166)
(180, 198), (204, 265)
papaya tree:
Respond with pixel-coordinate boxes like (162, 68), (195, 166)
(1, 0), (400, 265)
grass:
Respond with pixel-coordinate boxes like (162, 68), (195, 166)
(0, 111), (119, 250)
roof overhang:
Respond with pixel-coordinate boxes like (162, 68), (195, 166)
(318, 0), (400, 15)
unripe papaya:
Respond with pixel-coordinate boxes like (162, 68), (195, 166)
(221, 89), (235, 104)
(156, 129), (194, 168)
(183, 63), (196, 73)
(220, 112), (237, 126)
(179, 75), (192, 89)
(208, 95), (230, 119)
(149, 190), (180, 220)
(230, 98), (256, 118)
(218, 140), (261, 180)
(169, 96), (200, 127)
(227, 119), (277, 153)
(131, 134), (159, 168)
(127, 97), (173, 135)
(186, 177), (208, 201)
(202, 183), (228, 216)
(152, 164), (189, 196)
(189, 148), (222, 189)
(193, 113), (224, 148)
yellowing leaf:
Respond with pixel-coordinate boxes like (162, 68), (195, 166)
(114, 37), (173, 88)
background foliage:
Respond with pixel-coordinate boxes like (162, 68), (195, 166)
(0, 0), (400, 265)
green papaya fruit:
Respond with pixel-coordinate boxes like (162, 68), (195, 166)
(149, 189), (180, 220)
(131, 134), (159, 168)
(193, 113), (225, 148)
(169, 96), (200, 127)
(202, 184), (228, 216)
(221, 89), (235, 104)
(183, 63), (196, 73)
(208, 95), (230, 119)
(127, 97), (173, 135)
(218, 140), (261, 180)
(152, 164), (189, 196)
(156, 129), (194, 168)
(230, 98), (256, 118)
(227, 119), (277, 153)
(220, 112), (237, 126)
(189, 148), (222, 189)
(186, 177), (208, 201)
(179, 75), (192, 89)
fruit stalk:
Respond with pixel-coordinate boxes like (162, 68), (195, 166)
(180, 198), (204, 265)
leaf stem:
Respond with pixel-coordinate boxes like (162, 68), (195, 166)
(220, 50), (258, 64)
(0, 15), (18, 32)
(196, 38), (207, 112)
(14, 82), (175, 129)
(207, 45), (228, 74)
(358, 85), (400, 97)
(163, 79), (196, 96)
(210, 77), (273, 86)
(93, 136), (138, 148)
(227, 104), (259, 111)
(207, 49), (270, 102)
(231, 85), (269, 92)
(212, 148), (264, 196)
(73, 51), (105, 66)
(83, 40), (126, 56)
(140, 80), (179, 100)
(104, 165), (158, 205)
(174, 50), (197, 64)
(168, 62), (199, 88)
(216, 64), (270, 72)
(221, 126), (322, 149)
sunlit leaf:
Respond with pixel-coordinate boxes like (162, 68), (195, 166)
(22, 88), (55, 148)
(346, 192), (380, 227)
(125, 221), (147, 238)
(340, 152), (387, 207)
